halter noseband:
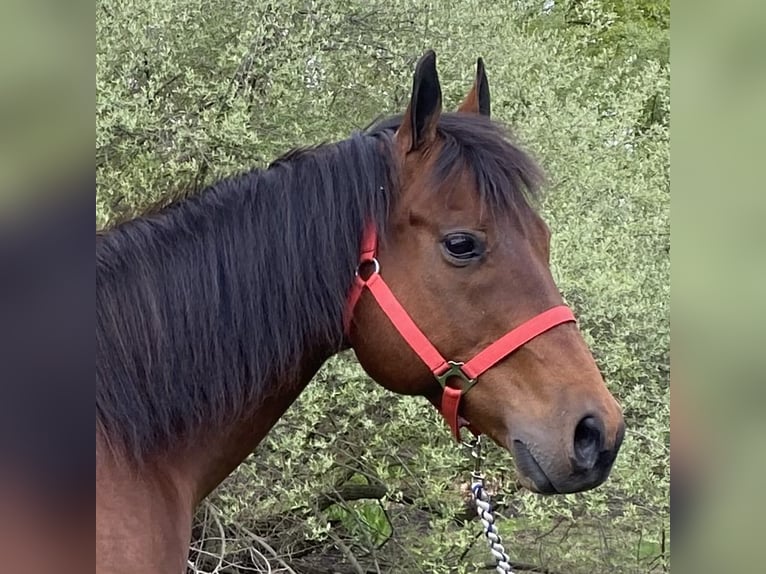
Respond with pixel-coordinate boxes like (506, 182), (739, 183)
(344, 224), (576, 441)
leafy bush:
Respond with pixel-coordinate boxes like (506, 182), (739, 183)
(97, 0), (669, 572)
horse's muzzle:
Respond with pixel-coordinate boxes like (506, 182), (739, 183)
(511, 418), (625, 494)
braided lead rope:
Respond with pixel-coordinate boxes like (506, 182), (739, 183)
(467, 436), (514, 574)
(471, 478), (514, 573)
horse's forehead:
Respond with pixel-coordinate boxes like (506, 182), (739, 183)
(400, 151), (481, 214)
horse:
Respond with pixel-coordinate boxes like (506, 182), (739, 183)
(96, 51), (625, 573)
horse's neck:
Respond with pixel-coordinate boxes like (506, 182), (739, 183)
(184, 354), (328, 502)
(97, 442), (194, 574)
(96, 182), (352, 488)
(96, 356), (326, 573)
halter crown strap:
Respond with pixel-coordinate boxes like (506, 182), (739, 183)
(343, 224), (379, 334)
(344, 224), (576, 441)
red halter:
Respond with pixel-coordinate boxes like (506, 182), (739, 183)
(344, 224), (576, 441)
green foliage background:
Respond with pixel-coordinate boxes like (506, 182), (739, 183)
(97, 0), (669, 572)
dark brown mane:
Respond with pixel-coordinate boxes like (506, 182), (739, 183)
(96, 113), (543, 464)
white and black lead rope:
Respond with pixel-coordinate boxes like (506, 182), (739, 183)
(467, 436), (514, 574)
(472, 478), (514, 573)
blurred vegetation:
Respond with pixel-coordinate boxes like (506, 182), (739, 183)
(97, 0), (669, 572)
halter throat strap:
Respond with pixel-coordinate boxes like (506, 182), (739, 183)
(344, 224), (576, 441)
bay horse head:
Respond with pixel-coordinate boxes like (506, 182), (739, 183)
(346, 51), (625, 494)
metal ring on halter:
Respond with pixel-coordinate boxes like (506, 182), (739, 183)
(355, 257), (380, 278)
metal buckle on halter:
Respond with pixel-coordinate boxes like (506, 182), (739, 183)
(462, 435), (484, 478)
(354, 257), (380, 279)
(435, 360), (478, 393)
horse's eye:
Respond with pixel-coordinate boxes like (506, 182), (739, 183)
(442, 232), (484, 263)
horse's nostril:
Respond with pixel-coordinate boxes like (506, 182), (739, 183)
(573, 415), (604, 472)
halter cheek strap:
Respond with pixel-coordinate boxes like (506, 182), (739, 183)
(344, 224), (576, 441)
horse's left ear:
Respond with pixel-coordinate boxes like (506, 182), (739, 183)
(395, 50), (443, 153)
(457, 57), (491, 117)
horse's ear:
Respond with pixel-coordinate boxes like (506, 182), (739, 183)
(457, 57), (491, 117)
(395, 50), (442, 153)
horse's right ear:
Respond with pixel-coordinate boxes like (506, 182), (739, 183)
(457, 57), (491, 117)
(395, 50), (442, 153)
